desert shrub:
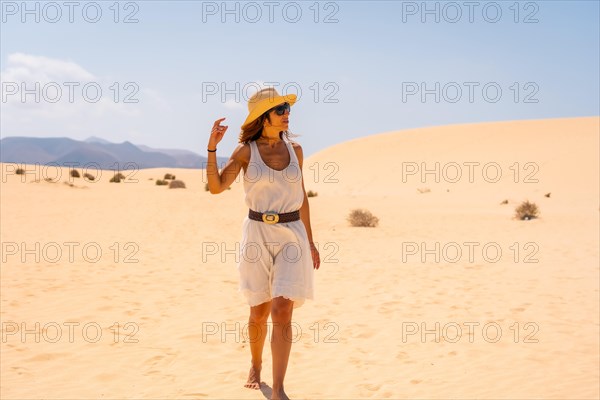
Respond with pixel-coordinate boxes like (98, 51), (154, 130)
(515, 200), (539, 220)
(83, 173), (95, 181)
(70, 169), (80, 178)
(307, 190), (318, 197)
(168, 180), (186, 189)
(16, 168), (25, 175)
(347, 208), (379, 227)
(417, 187), (431, 194)
(110, 172), (126, 183)
(164, 173), (176, 180)
(156, 179), (168, 186)
(500, 199), (508, 205)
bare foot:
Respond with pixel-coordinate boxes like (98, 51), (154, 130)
(271, 386), (289, 400)
(244, 366), (261, 390)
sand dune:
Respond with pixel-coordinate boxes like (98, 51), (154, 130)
(1, 117), (598, 398)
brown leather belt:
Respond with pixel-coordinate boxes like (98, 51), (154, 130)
(248, 209), (300, 224)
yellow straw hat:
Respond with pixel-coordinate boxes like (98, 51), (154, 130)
(241, 87), (297, 130)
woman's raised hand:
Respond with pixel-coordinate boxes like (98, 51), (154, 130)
(208, 117), (228, 149)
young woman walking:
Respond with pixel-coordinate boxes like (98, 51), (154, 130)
(206, 87), (320, 399)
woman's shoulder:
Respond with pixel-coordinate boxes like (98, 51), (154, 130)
(286, 138), (302, 151)
(287, 140), (304, 164)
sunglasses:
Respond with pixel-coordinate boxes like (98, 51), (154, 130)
(269, 102), (290, 116)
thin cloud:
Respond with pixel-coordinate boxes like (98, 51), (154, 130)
(0, 53), (156, 138)
(2, 52), (96, 82)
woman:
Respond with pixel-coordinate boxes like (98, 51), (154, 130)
(206, 87), (320, 399)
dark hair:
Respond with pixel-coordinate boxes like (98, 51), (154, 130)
(238, 107), (300, 144)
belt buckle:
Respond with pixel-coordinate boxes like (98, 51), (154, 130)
(262, 212), (279, 224)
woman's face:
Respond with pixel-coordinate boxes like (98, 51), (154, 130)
(265, 102), (290, 130)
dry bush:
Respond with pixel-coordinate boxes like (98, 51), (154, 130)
(347, 208), (379, 227)
(515, 200), (539, 220)
(16, 168), (25, 175)
(156, 179), (168, 186)
(164, 173), (176, 180)
(110, 172), (126, 183)
(307, 190), (318, 197)
(168, 180), (186, 189)
(417, 187), (431, 194)
(70, 169), (80, 178)
(500, 199), (508, 205)
(83, 173), (95, 181)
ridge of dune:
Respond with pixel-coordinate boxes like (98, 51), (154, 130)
(304, 116), (599, 201)
(308, 116), (599, 159)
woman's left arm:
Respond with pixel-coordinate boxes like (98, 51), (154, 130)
(295, 143), (320, 270)
(299, 189), (313, 243)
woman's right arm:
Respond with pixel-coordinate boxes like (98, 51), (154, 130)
(207, 145), (247, 194)
(206, 117), (247, 194)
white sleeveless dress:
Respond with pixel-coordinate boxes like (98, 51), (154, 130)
(238, 137), (314, 309)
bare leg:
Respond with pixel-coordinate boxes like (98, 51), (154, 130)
(244, 301), (271, 390)
(270, 296), (294, 400)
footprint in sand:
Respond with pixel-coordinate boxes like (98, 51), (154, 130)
(146, 370), (160, 375)
(511, 303), (531, 313)
(95, 373), (119, 382)
(11, 366), (32, 377)
(349, 356), (361, 365)
(379, 301), (401, 314)
(349, 323), (375, 339)
(145, 355), (164, 365)
(25, 353), (69, 362)
(351, 330), (375, 339)
(410, 379), (423, 384)
(360, 383), (381, 391)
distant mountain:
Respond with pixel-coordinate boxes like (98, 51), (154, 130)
(0, 136), (228, 169)
(84, 136), (112, 145)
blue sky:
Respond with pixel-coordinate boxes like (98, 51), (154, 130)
(1, 0), (598, 157)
